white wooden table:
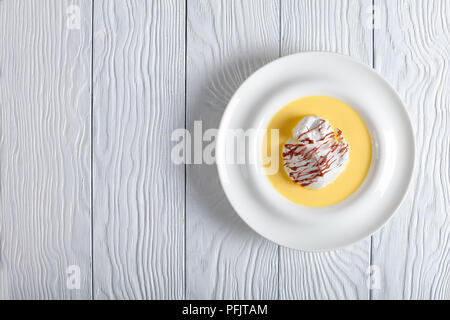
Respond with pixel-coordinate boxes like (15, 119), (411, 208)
(1, 0), (449, 300)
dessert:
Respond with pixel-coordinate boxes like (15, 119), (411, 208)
(282, 116), (350, 189)
(263, 96), (372, 207)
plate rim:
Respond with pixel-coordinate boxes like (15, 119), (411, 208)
(216, 51), (416, 252)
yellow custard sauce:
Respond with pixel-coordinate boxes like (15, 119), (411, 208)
(263, 96), (372, 207)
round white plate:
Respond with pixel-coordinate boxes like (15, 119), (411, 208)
(216, 52), (415, 251)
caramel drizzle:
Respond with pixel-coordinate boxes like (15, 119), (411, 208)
(283, 121), (349, 187)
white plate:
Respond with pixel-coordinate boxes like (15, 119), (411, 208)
(216, 52), (415, 251)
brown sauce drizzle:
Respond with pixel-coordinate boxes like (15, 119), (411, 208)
(283, 120), (349, 187)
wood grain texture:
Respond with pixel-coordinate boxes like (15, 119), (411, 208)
(372, 0), (450, 299)
(186, 0), (279, 299)
(279, 0), (373, 299)
(3, 0), (449, 301)
(92, 0), (185, 299)
(0, 0), (92, 299)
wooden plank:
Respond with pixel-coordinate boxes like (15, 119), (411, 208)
(279, 0), (373, 299)
(186, 0), (279, 299)
(372, 0), (450, 299)
(92, 0), (185, 299)
(0, 0), (92, 299)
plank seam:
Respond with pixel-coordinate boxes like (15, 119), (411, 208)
(90, 0), (95, 300)
(278, 0), (282, 301)
(184, 0), (188, 301)
(369, 0), (375, 301)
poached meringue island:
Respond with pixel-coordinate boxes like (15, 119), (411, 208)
(263, 96), (372, 207)
(283, 116), (350, 189)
